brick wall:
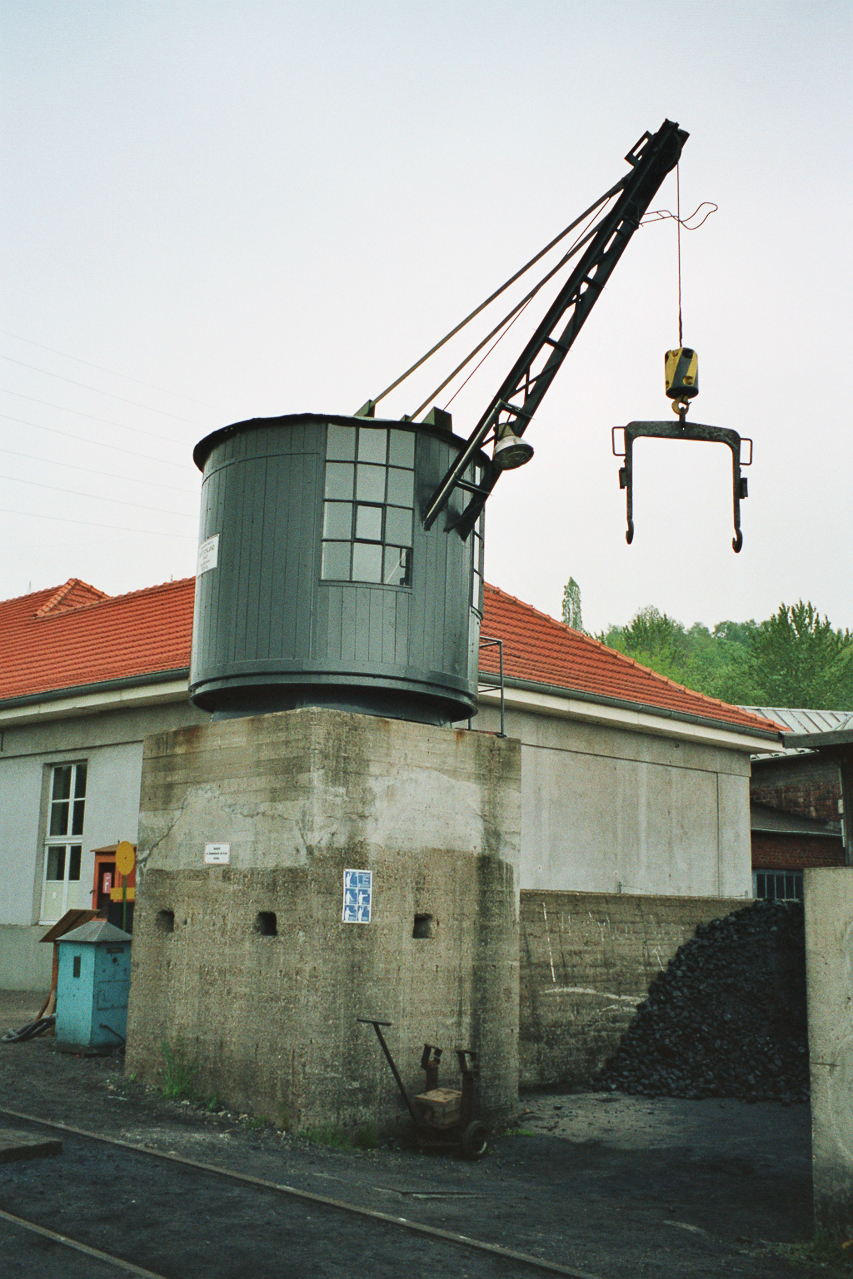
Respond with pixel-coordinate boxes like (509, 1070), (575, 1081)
(519, 890), (746, 1088)
(752, 831), (844, 870)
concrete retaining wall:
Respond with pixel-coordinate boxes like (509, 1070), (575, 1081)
(125, 708), (521, 1133)
(519, 890), (747, 1087)
(804, 867), (853, 1239)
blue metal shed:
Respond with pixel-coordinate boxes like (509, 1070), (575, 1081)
(56, 919), (132, 1050)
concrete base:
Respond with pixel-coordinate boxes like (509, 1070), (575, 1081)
(805, 868), (853, 1238)
(125, 708), (520, 1133)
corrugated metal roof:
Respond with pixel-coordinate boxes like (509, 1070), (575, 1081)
(742, 707), (853, 735)
(750, 802), (841, 836)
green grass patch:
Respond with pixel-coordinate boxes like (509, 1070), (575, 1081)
(302, 1123), (379, 1151)
(768, 1232), (853, 1272)
(161, 1040), (199, 1102)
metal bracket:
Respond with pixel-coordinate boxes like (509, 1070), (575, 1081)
(612, 420), (752, 553)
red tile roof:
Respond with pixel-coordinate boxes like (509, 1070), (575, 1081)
(0, 576), (780, 737)
(480, 584), (782, 737)
(0, 578), (194, 702)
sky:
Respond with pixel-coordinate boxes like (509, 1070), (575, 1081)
(2, 1), (851, 636)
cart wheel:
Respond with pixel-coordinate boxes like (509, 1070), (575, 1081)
(460, 1120), (489, 1160)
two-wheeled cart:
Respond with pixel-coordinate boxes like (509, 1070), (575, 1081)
(358, 1017), (489, 1160)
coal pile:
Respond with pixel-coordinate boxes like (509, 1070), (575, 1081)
(596, 899), (809, 1102)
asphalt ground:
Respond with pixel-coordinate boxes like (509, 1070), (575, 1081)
(0, 990), (815, 1278)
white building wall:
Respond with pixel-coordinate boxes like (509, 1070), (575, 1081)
(0, 683), (760, 989)
(0, 699), (205, 989)
(476, 698), (754, 898)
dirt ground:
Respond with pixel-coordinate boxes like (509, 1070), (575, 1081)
(0, 989), (819, 1278)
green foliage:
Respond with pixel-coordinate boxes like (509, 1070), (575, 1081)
(599, 600), (853, 710)
(562, 577), (584, 631)
(302, 1123), (379, 1150)
(161, 1040), (199, 1101)
(746, 601), (853, 708)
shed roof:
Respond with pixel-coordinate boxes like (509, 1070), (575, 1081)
(59, 919), (132, 945)
(0, 576), (780, 738)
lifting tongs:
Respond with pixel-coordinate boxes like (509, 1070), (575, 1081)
(612, 418), (752, 553)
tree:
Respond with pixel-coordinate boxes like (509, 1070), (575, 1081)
(562, 577), (583, 631)
(745, 601), (853, 709)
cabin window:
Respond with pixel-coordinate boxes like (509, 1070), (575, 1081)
(321, 424), (414, 586)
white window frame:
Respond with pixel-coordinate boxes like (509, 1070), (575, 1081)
(40, 761), (87, 923)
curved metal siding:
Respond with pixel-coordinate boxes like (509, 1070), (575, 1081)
(190, 414), (484, 723)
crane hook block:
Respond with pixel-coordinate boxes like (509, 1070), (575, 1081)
(611, 419), (752, 553)
(665, 347), (698, 405)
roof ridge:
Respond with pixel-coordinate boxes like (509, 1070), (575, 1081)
(32, 575), (195, 623)
(483, 581), (781, 733)
(35, 578), (111, 618)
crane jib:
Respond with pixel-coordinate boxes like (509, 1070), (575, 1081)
(422, 119), (688, 536)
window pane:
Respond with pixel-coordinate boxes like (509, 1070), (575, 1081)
(384, 546), (411, 587)
(73, 763), (87, 800)
(388, 430), (415, 467)
(68, 846), (82, 881)
(52, 766), (72, 803)
(50, 801), (68, 837)
(357, 428), (387, 465)
(356, 464), (386, 502)
(325, 462), (355, 500)
(321, 541), (351, 580)
(355, 504), (383, 542)
(385, 505), (413, 547)
(323, 501), (353, 539)
(326, 423), (356, 461)
(71, 798), (85, 836)
(386, 467), (414, 507)
(352, 542), (383, 583)
(46, 847), (65, 880)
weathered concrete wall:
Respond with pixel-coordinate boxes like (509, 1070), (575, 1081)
(804, 867), (853, 1238)
(477, 702), (754, 898)
(519, 890), (746, 1087)
(125, 708), (521, 1132)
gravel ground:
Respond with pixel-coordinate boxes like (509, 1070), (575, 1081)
(0, 990), (817, 1278)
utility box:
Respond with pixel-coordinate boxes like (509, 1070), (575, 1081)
(56, 919), (132, 1051)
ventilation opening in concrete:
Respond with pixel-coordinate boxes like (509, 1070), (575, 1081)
(254, 911), (278, 937)
(156, 909), (175, 934)
(413, 914), (436, 939)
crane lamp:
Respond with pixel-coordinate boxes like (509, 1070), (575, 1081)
(492, 430), (534, 471)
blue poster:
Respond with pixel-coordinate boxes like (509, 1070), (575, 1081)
(342, 869), (373, 924)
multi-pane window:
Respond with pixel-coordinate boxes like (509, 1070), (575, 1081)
(753, 869), (803, 901)
(321, 424), (415, 587)
(471, 505), (484, 612)
(40, 762), (86, 922)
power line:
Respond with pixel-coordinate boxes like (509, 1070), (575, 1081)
(0, 413), (196, 470)
(0, 445), (197, 495)
(1, 389), (198, 448)
(0, 355), (205, 427)
(0, 329), (218, 410)
(0, 472), (195, 518)
(0, 506), (196, 538)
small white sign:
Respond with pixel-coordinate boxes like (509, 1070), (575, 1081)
(197, 534), (220, 576)
(204, 842), (230, 865)
(342, 869), (372, 924)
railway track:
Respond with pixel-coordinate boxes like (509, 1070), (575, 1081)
(0, 1107), (602, 1279)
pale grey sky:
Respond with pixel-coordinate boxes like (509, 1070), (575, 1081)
(3, 1), (851, 634)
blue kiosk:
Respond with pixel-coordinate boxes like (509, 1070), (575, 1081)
(56, 919), (132, 1051)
